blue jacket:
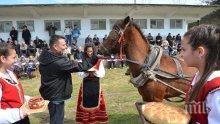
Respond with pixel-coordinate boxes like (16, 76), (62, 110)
(71, 28), (81, 38)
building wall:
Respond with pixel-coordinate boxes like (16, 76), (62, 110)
(0, 15), (189, 46)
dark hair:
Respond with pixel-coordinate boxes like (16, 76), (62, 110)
(0, 42), (15, 57)
(84, 43), (96, 57)
(184, 24), (220, 101)
(49, 35), (65, 47)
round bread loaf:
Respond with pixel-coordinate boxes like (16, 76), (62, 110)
(141, 102), (190, 124)
(28, 97), (45, 109)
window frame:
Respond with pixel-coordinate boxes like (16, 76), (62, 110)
(150, 19), (164, 29)
(17, 20), (35, 32)
(44, 20), (61, 31)
(133, 19), (147, 29)
(170, 19), (183, 29)
(90, 19), (106, 30)
(0, 21), (13, 33)
(64, 20), (81, 29)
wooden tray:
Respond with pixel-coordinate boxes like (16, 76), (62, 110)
(135, 102), (152, 124)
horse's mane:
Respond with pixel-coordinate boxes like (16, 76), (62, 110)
(131, 22), (149, 44)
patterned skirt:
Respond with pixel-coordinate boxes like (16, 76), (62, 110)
(75, 78), (108, 124)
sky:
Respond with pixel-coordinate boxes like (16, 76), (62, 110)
(0, 0), (204, 5)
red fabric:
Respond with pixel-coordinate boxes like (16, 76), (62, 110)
(117, 34), (125, 60)
(0, 78), (25, 109)
(75, 85), (108, 124)
(185, 77), (220, 124)
(94, 60), (101, 70)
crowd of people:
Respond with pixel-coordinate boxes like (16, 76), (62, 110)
(146, 33), (182, 56)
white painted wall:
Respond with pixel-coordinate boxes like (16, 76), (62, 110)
(0, 15), (194, 46)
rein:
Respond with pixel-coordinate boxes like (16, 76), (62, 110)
(101, 21), (190, 96)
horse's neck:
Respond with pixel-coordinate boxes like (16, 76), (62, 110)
(125, 27), (150, 77)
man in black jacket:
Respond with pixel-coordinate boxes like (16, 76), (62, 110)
(38, 35), (95, 124)
(9, 26), (18, 42)
(22, 25), (31, 45)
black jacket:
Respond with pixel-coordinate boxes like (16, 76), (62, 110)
(38, 50), (95, 101)
(22, 29), (31, 40)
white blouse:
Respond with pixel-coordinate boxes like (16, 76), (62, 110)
(192, 71), (220, 124)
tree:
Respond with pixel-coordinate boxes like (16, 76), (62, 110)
(188, 0), (220, 29)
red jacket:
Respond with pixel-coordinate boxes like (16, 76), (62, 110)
(185, 77), (220, 124)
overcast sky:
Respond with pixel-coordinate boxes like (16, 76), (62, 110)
(0, 0), (203, 5)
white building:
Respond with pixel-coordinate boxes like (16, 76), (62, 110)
(0, 4), (219, 45)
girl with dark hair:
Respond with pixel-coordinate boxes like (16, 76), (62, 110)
(182, 25), (220, 124)
(75, 44), (108, 124)
(0, 42), (31, 123)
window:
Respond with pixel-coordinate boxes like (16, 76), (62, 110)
(0, 21), (13, 33)
(64, 20), (81, 29)
(17, 20), (34, 32)
(170, 19), (183, 29)
(44, 20), (61, 31)
(133, 19), (147, 29)
(109, 19), (120, 29)
(150, 19), (164, 29)
(91, 19), (106, 30)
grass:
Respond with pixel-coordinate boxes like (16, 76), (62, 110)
(22, 68), (142, 124)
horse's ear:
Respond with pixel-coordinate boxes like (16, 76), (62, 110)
(124, 16), (130, 24)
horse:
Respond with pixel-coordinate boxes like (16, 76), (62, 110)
(99, 16), (197, 102)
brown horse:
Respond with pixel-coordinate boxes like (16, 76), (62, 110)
(99, 16), (197, 102)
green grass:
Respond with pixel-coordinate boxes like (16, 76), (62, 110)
(22, 68), (143, 124)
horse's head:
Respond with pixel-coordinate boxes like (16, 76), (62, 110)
(99, 16), (131, 55)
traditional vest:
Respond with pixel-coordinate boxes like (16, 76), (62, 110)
(185, 77), (220, 124)
(0, 72), (25, 109)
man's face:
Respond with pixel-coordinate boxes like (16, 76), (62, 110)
(53, 38), (67, 55)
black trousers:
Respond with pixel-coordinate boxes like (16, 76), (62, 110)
(48, 101), (65, 124)
(13, 117), (30, 124)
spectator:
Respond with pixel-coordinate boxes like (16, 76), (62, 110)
(0, 38), (5, 43)
(22, 25), (31, 46)
(14, 41), (21, 57)
(166, 33), (173, 47)
(147, 33), (154, 45)
(71, 25), (81, 45)
(42, 41), (49, 50)
(9, 27), (18, 42)
(155, 33), (162, 46)
(70, 42), (78, 59)
(85, 35), (93, 44)
(161, 40), (171, 56)
(108, 54), (116, 69)
(93, 34), (100, 46)
(176, 34), (182, 45)
(20, 42), (27, 57)
(46, 24), (57, 37)
(103, 34), (108, 41)
(27, 41), (37, 57)
(33, 36), (44, 49)
(64, 26), (72, 46)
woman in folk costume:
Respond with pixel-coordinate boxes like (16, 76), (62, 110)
(75, 44), (108, 124)
(0, 42), (31, 123)
(182, 25), (220, 124)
